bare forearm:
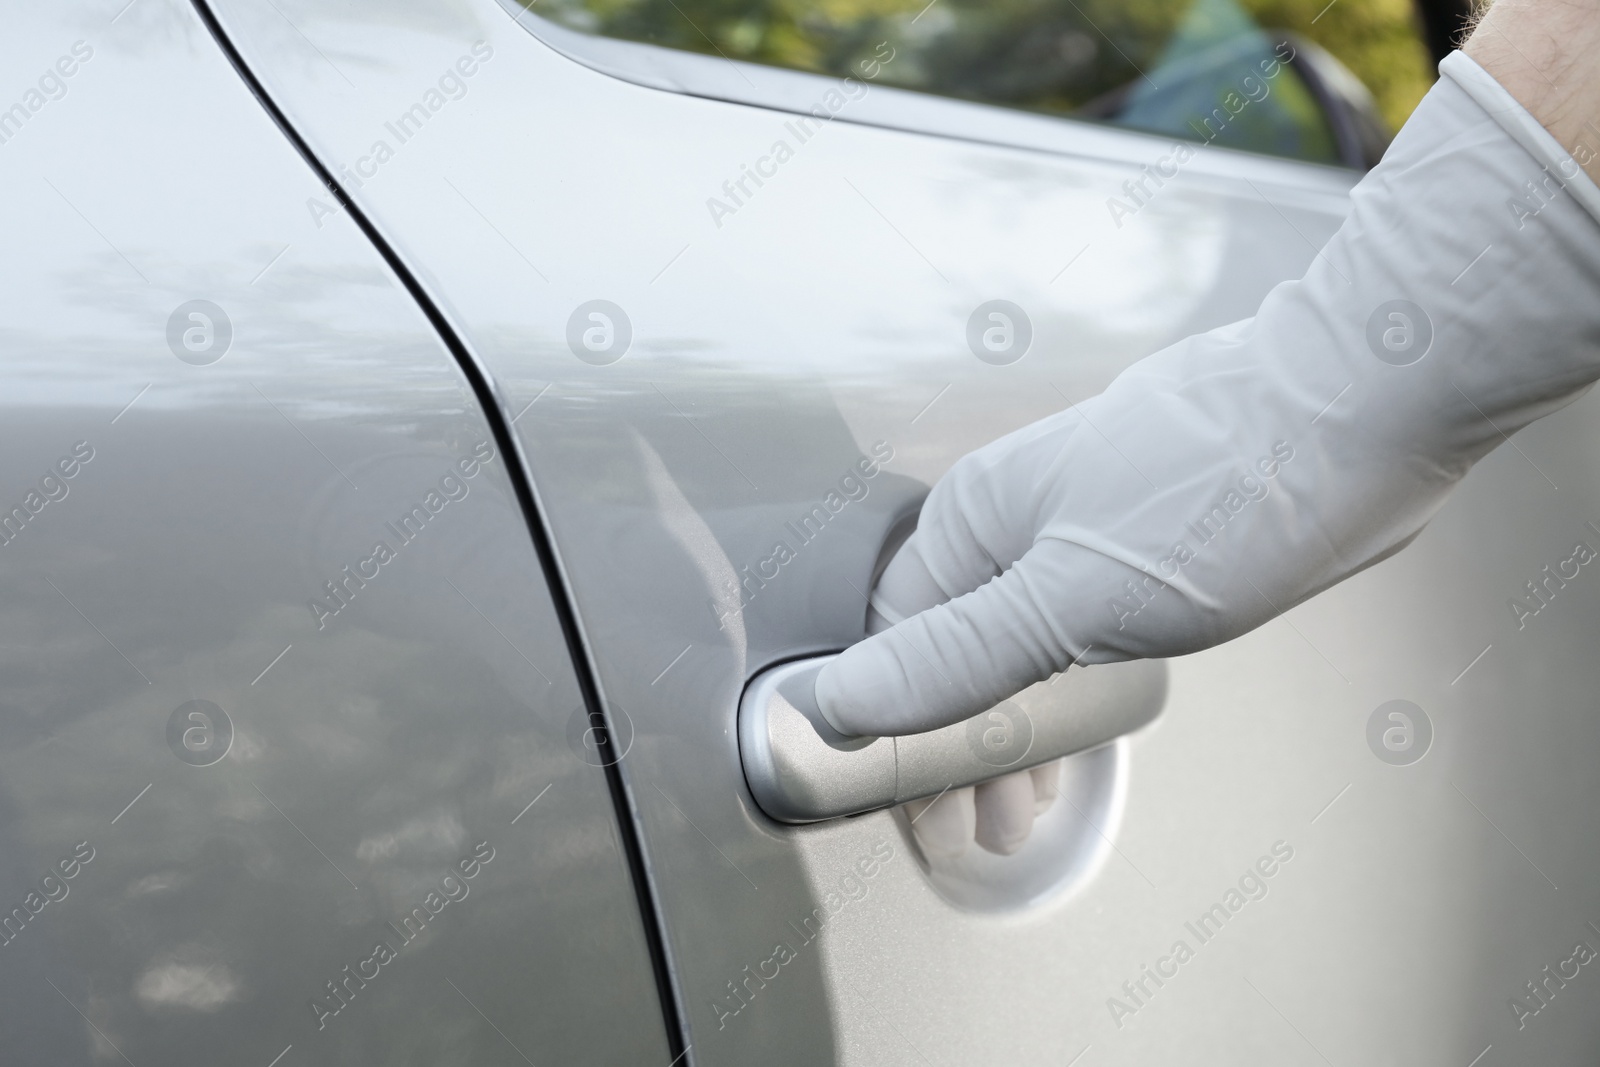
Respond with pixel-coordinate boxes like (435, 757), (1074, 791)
(1465, 0), (1600, 179)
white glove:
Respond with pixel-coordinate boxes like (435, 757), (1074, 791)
(861, 591), (1065, 857)
(820, 52), (1600, 852)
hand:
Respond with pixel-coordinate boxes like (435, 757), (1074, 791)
(819, 53), (1600, 769)
(902, 763), (1062, 858)
(863, 571), (1066, 857)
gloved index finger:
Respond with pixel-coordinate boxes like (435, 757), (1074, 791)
(817, 544), (1077, 736)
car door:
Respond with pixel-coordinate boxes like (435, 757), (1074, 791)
(0, 3), (675, 1064)
(201, 0), (1600, 1063)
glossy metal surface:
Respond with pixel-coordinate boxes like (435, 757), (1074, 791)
(740, 655), (1167, 822)
(201, 1), (1600, 1063)
(738, 657), (896, 824)
(0, 3), (670, 1063)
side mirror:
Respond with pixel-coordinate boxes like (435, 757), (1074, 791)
(1284, 33), (1392, 169)
(1083, 30), (1391, 170)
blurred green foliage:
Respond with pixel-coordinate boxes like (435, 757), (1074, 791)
(1242, 0), (1432, 128)
(530, 0), (1433, 136)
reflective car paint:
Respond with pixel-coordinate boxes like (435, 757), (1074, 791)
(192, 1), (1361, 1061)
(214, 4), (1600, 1060)
(17, 0), (1600, 1063)
(0, 2), (671, 1063)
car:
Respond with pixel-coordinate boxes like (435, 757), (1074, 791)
(5, 0), (1597, 1063)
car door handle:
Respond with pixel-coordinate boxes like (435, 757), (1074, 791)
(738, 654), (1168, 824)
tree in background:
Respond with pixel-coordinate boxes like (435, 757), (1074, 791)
(1244, 0), (1435, 128)
(535, 0), (1438, 136)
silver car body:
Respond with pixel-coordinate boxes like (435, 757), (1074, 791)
(7, 0), (1600, 1063)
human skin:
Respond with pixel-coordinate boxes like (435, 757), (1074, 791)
(1465, 0), (1600, 180)
(838, 8), (1600, 857)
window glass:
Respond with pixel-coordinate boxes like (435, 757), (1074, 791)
(526, 0), (1431, 165)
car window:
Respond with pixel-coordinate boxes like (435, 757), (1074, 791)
(523, 0), (1431, 166)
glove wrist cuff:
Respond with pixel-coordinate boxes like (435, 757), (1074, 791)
(1440, 50), (1600, 227)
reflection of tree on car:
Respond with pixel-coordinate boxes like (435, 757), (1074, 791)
(530, 0), (1431, 160)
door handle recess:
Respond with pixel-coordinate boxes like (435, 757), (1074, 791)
(738, 655), (1168, 824)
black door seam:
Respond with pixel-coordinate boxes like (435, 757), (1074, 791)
(187, 2), (692, 1060)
